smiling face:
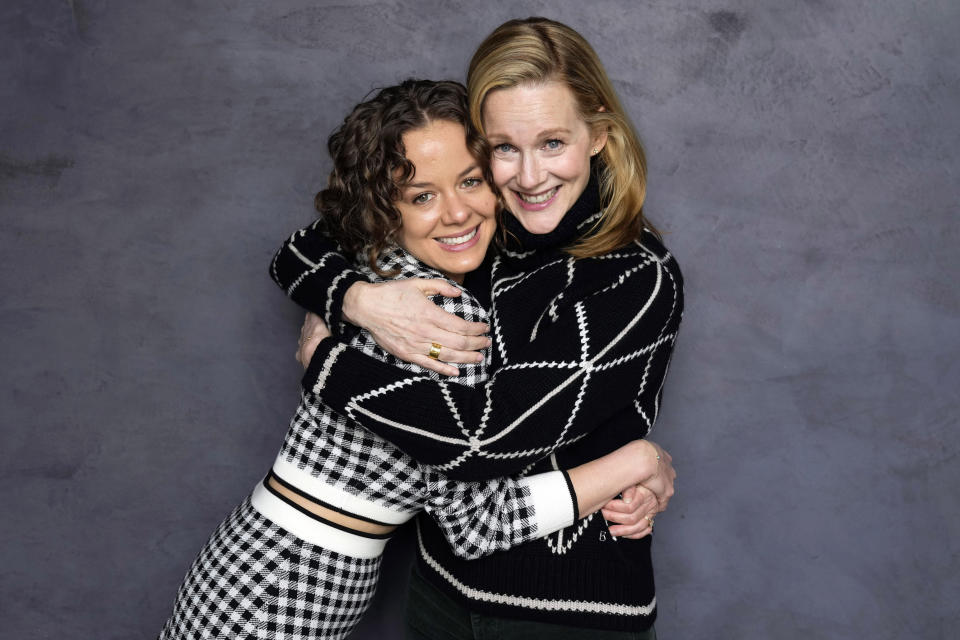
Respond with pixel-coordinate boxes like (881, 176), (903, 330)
(394, 119), (497, 283)
(482, 81), (607, 235)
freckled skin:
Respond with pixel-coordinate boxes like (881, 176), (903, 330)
(482, 82), (607, 235)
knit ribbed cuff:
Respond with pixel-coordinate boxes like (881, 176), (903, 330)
(302, 337), (347, 395)
(517, 470), (576, 537)
(324, 270), (365, 331)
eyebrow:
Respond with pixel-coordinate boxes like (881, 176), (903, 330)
(486, 127), (573, 142)
(405, 164), (480, 189)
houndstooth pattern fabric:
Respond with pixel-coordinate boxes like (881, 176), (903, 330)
(421, 470), (535, 559)
(158, 498), (381, 640)
(158, 246), (547, 638)
(278, 246), (490, 513)
(276, 247), (542, 560)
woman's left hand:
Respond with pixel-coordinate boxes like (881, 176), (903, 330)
(601, 484), (660, 539)
(297, 312), (331, 369)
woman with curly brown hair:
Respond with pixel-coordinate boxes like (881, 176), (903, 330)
(157, 79), (674, 640)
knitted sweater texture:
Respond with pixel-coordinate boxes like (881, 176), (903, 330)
(269, 169), (684, 631)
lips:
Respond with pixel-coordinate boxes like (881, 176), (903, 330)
(434, 224), (482, 252)
(513, 186), (560, 211)
(436, 225), (478, 245)
(516, 186), (559, 204)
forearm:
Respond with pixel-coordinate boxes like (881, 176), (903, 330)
(424, 469), (576, 560)
(270, 219), (366, 327)
(302, 250), (683, 478)
(303, 323), (675, 480)
(566, 440), (660, 518)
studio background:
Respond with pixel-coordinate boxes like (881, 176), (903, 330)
(2, 1), (958, 638)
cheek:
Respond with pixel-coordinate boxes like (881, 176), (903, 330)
(557, 153), (591, 183)
(490, 158), (513, 188)
(474, 189), (497, 219)
(396, 211), (433, 248)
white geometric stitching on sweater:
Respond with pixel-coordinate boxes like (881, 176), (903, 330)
(416, 520), (656, 616)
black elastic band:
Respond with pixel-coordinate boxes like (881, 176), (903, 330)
(262, 474), (394, 540)
(559, 469), (580, 520)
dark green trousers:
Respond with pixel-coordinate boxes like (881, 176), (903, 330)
(404, 566), (657, 640)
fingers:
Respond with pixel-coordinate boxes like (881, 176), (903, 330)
(296, 334), (324, 370)
(411, 278), (464, 298)
(606, 516), (655, 539)
(432, 313), (490, 339)
(412, 281), (489, 338)
(605, 507), (657, 538)
(601, 499), (641, 515)
(602, 485), (656, 514)
(601, 498), (654, 524)
(601, 506), (637, 524)
(299, 312), (330, 341)
(409, 355), (460, 377)
(424, 335), (489, 364)
(424, 307), (490, 341)
(296, 312), (329, 369)
(617, 528), (652, 540)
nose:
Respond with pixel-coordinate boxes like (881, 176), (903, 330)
(441, 191), (470, 225)
(516, 152), (542, 190)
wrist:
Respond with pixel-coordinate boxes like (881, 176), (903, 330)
(631, 439), (660, 484)
(342, 281), (371, 326)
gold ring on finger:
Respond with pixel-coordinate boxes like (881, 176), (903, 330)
(428, 342), (442, 360)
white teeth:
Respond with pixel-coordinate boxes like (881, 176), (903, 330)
(517, 187), (558, 204)
(436, 226), (478, 245)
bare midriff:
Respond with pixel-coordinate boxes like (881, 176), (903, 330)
(266, 475), (398, 536)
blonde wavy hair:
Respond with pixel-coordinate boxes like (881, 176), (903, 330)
(467, 17), (657, 257)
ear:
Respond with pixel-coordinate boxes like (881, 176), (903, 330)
(591, 106), (609, 155)
(591, 129), (609, 156)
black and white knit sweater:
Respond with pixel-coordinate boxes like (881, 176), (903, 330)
(270, 169), (684, 632)
(268, 245), (577, 561)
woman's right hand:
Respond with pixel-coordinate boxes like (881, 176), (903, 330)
(599, 441), (675, 538)
(296, 312), (331, 370)
(637, 440), (676, 512)
(342, 280), (492, 376)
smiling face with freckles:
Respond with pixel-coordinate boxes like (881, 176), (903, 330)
(482, 81), (607, 235)
(394, 119), (497, 283)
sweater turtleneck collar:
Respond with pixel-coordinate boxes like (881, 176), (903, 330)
(501, 158), (603, 253)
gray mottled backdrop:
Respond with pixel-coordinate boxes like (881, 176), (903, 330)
(2, 1), (958, 638)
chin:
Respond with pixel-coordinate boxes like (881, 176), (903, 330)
(513, 211), (564, 235)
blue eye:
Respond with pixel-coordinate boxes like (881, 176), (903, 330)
(544, 139), (563, 150)
(493, 143), (515, 154)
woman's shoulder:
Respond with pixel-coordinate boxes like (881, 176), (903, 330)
(636, 228), (682, 281)
(580, 228), (681, 277)
(565, 229), (683, 312)
(367, 246), (489, 323)
(351, 246), (489, 384)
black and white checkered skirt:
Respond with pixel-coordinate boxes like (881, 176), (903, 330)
(158, 497), (382, 640)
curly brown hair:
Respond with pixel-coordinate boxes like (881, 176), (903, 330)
(314, 79), (492, 273)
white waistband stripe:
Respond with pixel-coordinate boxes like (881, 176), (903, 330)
(250, 481), (388, 559)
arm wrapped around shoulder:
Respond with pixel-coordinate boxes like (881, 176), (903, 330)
(304, 238), (684, 480)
